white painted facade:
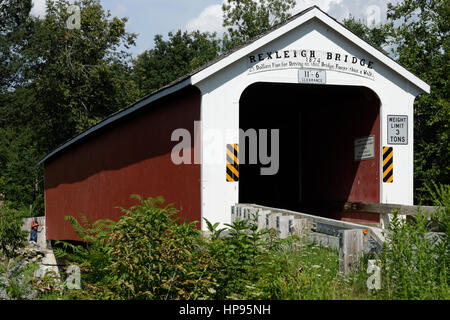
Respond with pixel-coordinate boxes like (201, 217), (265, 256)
(189, 7), (429, 230)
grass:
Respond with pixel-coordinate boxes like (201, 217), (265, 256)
(254, 241), (372, 300)
(1, 235), (446, 300)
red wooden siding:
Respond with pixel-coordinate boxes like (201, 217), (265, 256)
(45, 86), (201, 241)
(301, 86), (381, 204)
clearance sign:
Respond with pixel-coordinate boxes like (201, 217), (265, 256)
(247, 49), (375, 80)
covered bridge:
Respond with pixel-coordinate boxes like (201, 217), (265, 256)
(39, 6), (430, 241)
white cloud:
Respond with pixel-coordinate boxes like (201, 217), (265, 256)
(185, 4), (227, 34)
(184, 0), (343, 34)
(293, 0), (342, 13)
(327, 0), (402, 24)
(184, 0), (401, 34)
(31, 0), (47, 17)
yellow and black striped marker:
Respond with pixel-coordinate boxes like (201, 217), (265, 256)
(383, 146), (393, 183)
(226, 144), (239, 182)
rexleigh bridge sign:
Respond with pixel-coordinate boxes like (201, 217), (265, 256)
(248, 49), (375, 80)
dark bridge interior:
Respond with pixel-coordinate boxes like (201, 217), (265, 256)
(239, 82), (380, 220)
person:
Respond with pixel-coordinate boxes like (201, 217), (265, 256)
(29, 218), (39, 244)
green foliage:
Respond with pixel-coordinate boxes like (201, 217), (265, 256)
(252, 243), (370, 300)
(378, 212), (438, 299)
(33, 271), (65, 300)
(132, 30), (221, 96)
(53, 214), (115, 287)
(385, 0), (449, 204)
(133, 0), (297, 95)
(0, 127), (43, 213)
(206, 215), (375, 300)
(205, 214), (370, 300)
(342, 0), (449, 204)
(205, 216), (271, 299)
(37, 193), (450, 300)
(0, 1), (39, 211)
(105, 195), (216, 300)
(23, 0), (140, 148)
(57, 196), (364, 300)
(0, 0), (33, 92)
(222, 0), (296, 49)
(427, 183), (450, 286)
(0, 261), (39, 300)
(376, 185), (450, 299)
(342, 15), (389, 51)
(0, 0), (139, 213)
(54, 196), (217, 300)
(0, 201), (26, 259)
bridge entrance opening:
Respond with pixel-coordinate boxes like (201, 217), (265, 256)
(239, 82), (380, 223)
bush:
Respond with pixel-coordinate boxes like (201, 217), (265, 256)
(0, 261), (39, 300)
(428, 183), (450, 252)
(55, 195), (218, 300)
(204, 215), (299, 299)
(105, 195), (217, 300)
(56, 196), (301, 300)
(377, 184), (450, 299)
(0, 201), (27, 259)
(205, 216), (373, 300)
(49, 197), (372, 300)
(53, 214), (116, 290)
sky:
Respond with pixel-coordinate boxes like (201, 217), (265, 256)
(30, 0), (400, 57)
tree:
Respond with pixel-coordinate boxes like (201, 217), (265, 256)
(20, 0), (140, 151)
(222, 0), (296, 49)
(0, 202), (27, 259)
(342, 15), (389, 52)
(0, 0), (140, 211)
(132, 0), (297, 95)
(0, 0), (33, 92)
(386, 0), (449, 204)
(132, 30), (221, 96)
(0, 126), (43, 214)
(0, 86), (44, 214)
(342, 1), (449, 204)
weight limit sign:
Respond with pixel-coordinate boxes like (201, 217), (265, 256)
(387, 115), (408, 145)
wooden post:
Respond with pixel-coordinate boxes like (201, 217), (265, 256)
(268, 212), (281, 231)
(231, 205), (236, 223)
(256, 210), (270, 230)
(339, 229), (364, 274)
(279, 216), (291, 238)
(292, 217), (313, 239)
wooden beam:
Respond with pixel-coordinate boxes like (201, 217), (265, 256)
(340, 202), (437, 216)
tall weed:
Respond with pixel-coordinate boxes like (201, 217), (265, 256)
(377, 184), (450, 299)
